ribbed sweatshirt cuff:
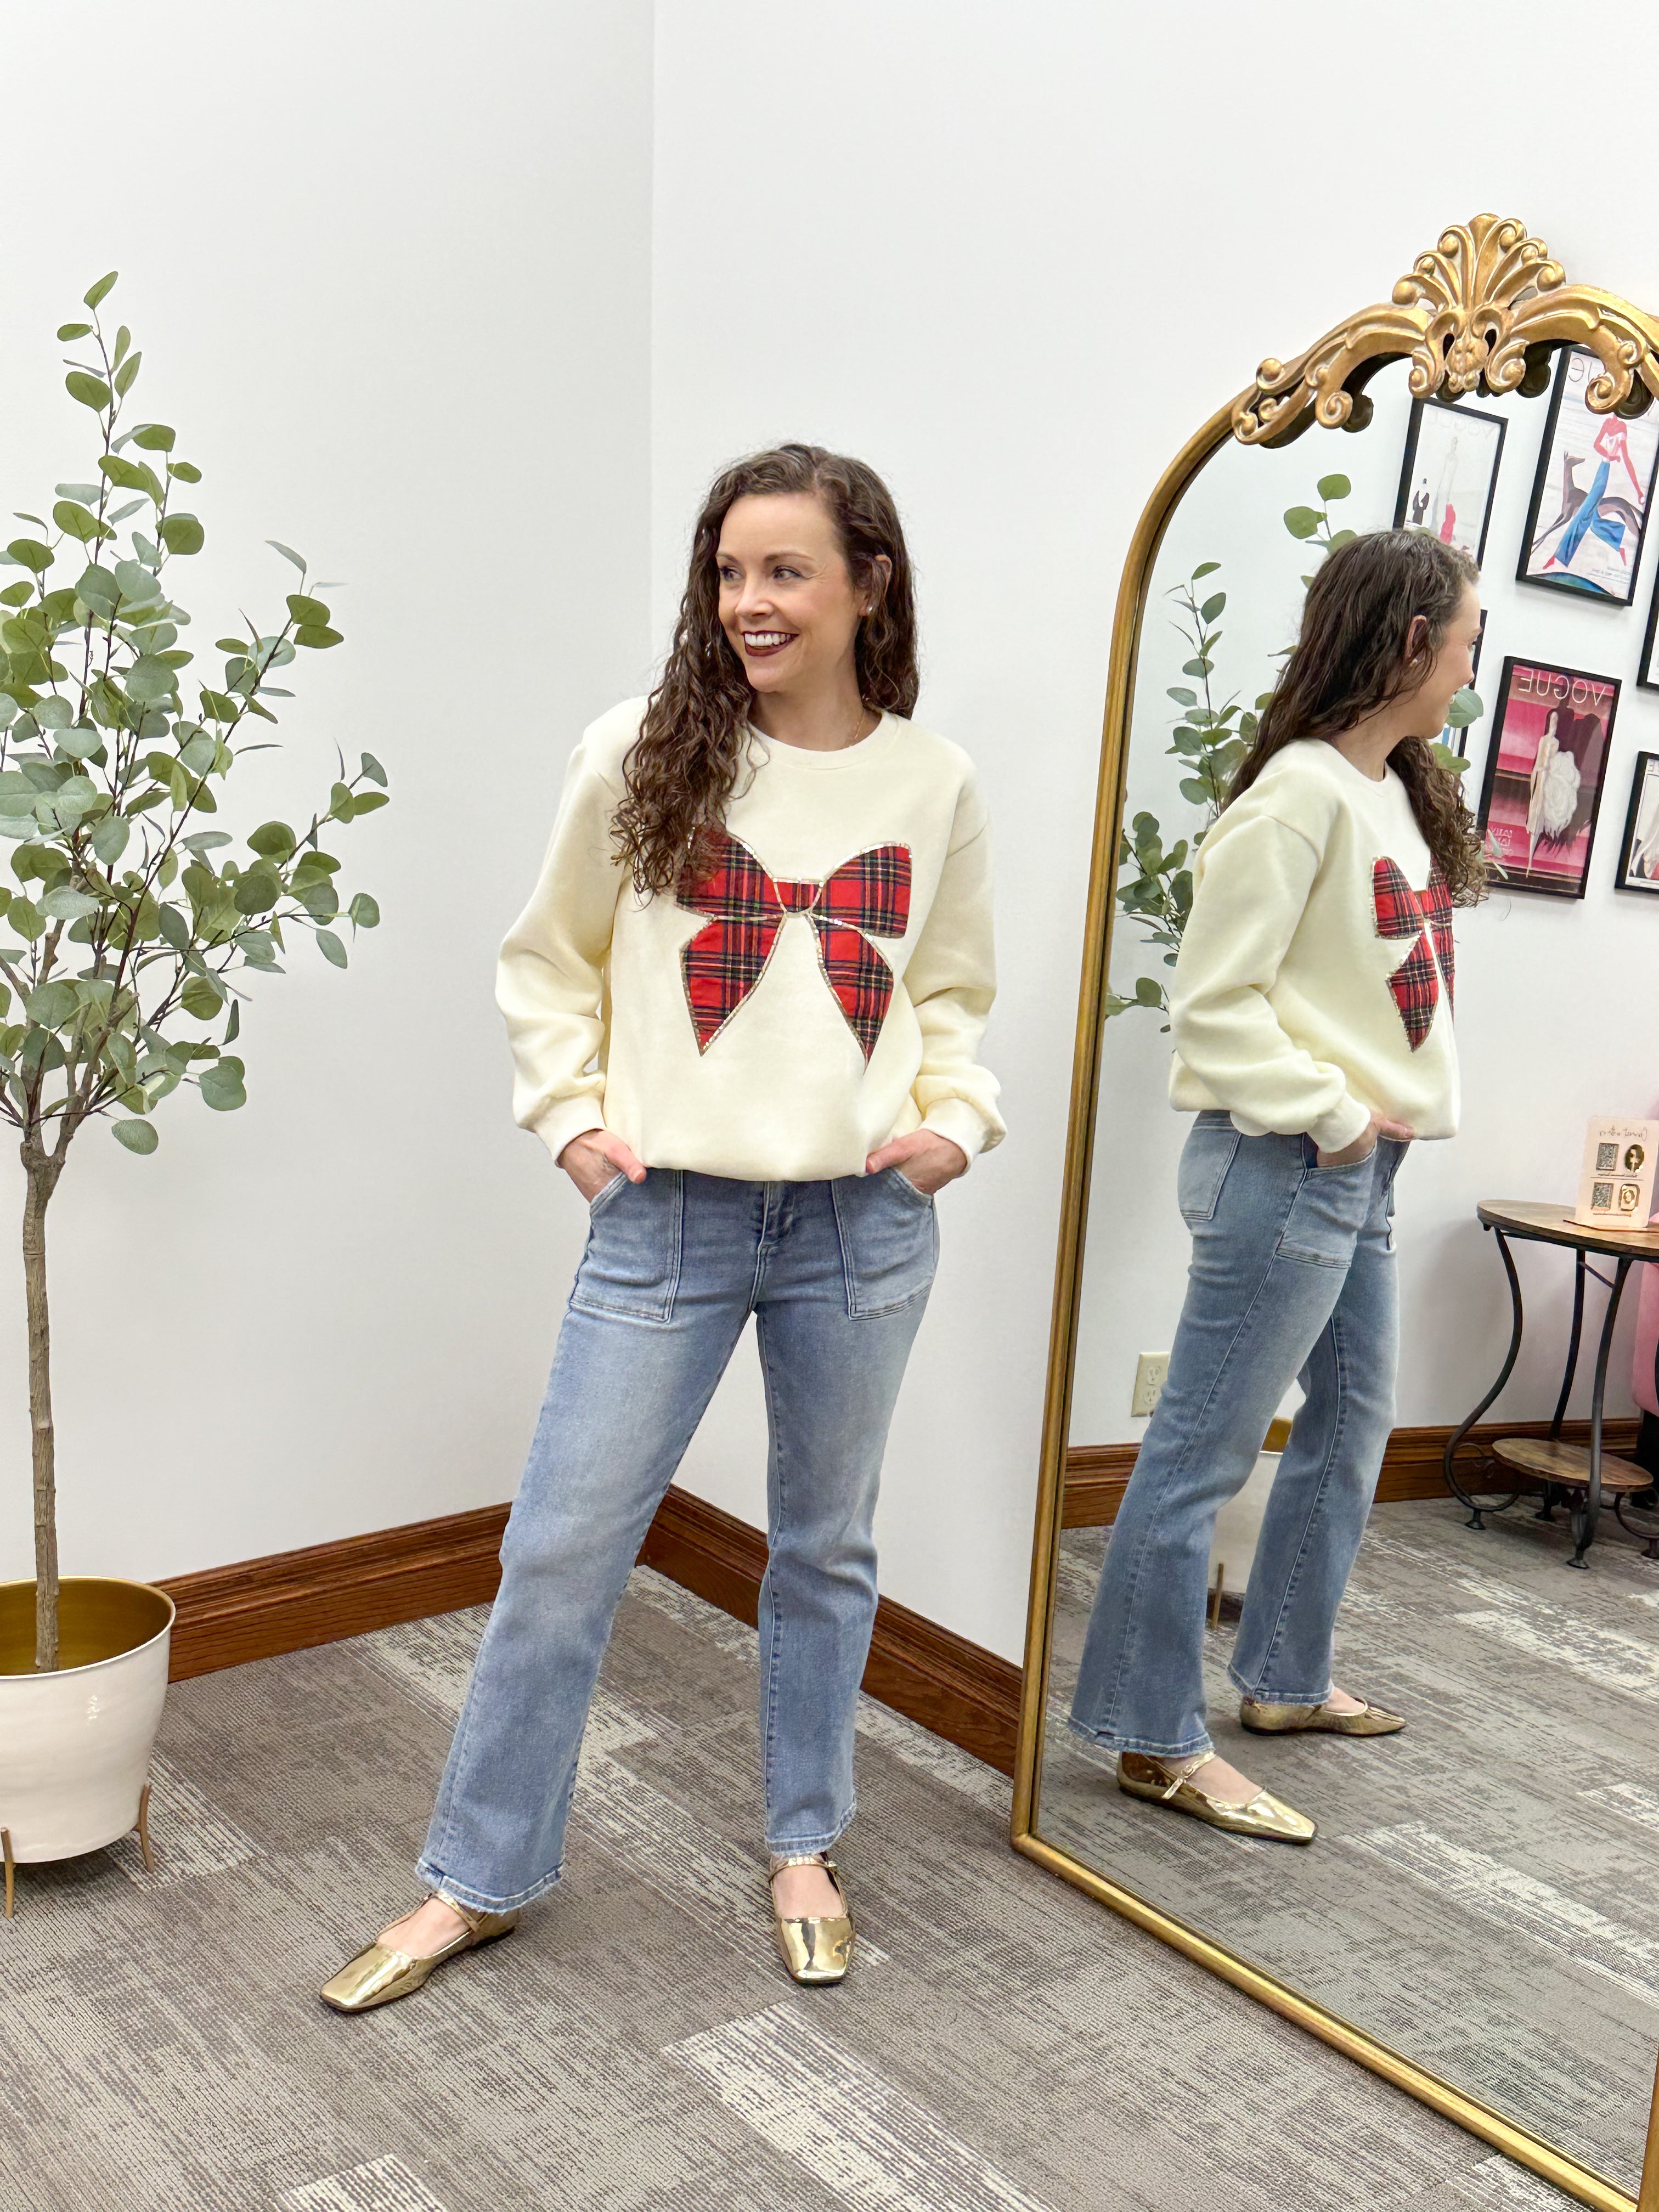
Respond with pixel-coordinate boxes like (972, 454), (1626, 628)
(921, 1097), (992, 1166)
(528, 1097), (607, 1167)
(1305, 1094), (1372, 1154)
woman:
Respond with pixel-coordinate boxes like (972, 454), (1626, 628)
(321, 444), (1002, 2008)
(1069, 529), (1484, 1842)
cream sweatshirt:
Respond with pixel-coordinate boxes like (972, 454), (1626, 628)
(1167, 740), (1460, 1150)
(498, 699), (1003, 1182)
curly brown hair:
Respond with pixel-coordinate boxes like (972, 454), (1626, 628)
(1229, 528), (1489, 905)
(612, 443), (919, 895)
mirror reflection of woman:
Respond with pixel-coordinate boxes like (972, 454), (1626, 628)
(320, 445), (1002, 2010)
(1069, 531), (1485, 1842)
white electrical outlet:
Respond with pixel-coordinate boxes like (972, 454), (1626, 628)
(1132, 1351), (1170, 1418)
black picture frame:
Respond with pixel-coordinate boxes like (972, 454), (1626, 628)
(1639, 570), (1659, 691)
(1393, 396), (1507, 565)
(1518, 345), (1659, 606)
(1475, 653), (1619, 899)
(1615, 750), (1659, 891)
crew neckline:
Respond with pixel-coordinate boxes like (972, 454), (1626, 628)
(1312, 739), (1399, 792)
(747, 712), (896, 772)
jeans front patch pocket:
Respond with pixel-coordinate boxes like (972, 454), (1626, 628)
(1276, 1146), (1375, 1268)
(831, 1171), (939, 1318)
(571, 1168), (683, 1323)
(1177, 1115), (1242, 1227)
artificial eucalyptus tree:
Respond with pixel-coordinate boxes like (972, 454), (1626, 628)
(1, 273), (388, 1669)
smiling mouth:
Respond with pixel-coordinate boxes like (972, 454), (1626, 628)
(741, 630), (797, 657)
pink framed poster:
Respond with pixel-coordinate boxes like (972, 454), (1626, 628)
(1476, 654), (1619, 898)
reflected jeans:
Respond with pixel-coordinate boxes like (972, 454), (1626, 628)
(417, 1167), (936, 1914)
(1069, 1114), (1403, 1760)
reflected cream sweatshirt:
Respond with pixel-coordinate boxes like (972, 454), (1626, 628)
(1167, 740), (1460, 1149)
(498, 699), (1004, 1182)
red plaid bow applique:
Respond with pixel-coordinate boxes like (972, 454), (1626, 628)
(1372, 857), (1454, 1050)
(675, 826), (912, 1061)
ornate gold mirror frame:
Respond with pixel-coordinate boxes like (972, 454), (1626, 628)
(1011, 216), (1659, 2212)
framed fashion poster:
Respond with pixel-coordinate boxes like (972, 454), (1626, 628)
(1476, 655), (1618, 898)
(1519, 346), (1659, 603)
(1616, 750), (1659, 890)
(1393, 397), (1506, 563)
(1639, 569), (1659, 690)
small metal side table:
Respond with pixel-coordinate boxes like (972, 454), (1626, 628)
(1443, 1200), (1659, 1568)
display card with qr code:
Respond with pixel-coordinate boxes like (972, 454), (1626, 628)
(1575, 1117), (1659, 1229)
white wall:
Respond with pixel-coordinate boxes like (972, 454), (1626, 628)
(0, 2), (655, 1585)
(650, 1), (1659, 1659)
(11, 1), (1659, 1672)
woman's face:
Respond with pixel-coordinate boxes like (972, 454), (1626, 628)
(1409, 583), (1483, 734)
(715, 493), (884, 701)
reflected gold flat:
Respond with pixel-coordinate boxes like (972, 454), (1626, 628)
(769, 1853), (854, 1985)
(1239, 1695), (1404, 1736)
(1116, 1751), (1316, 1843)
(319, 1894), (520, 2014)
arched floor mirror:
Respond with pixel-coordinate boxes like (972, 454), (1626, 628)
(1014, 216), (1659, 2211)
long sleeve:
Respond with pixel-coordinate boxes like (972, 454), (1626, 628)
(902, 798), (1005, 1163)
(1169, 812), (1370, 1154)
(496, 738), (626, 1165)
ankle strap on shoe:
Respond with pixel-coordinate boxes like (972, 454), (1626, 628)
(769, 1852), (838, 1876)
(432, 1891), (485, 1933)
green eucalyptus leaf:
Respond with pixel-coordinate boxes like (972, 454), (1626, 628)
(266, 540), (306, 573)
(57, 321), (93, 342)
(180, 973), (223, 1019)
(5, 539), (52, 574)
(315, 927), (347, 968)
(167, 461), (202, 483)
(1283, 506), (1322, 540)
(132, 423), (176, 452)
(159, 514), (204, 556)
(83, 270), (119, 309)
(248, 820), (297, 862)
(1199, 592), (1226, 623)
(112, 351), (142, 397)
(52, 500), (112, 545)
(89, 814), (131, 866)
(112, 1119), (158, 1153)
(1325, 528), (1358, 553)
(223, 1000), (240, 1044)
(127, 656), (176, 703)
(359, 752), (388, 788)
(157, 904), (192, 951)
(1444, 686), (1484, 729)
(347, 892), (380, 929)
(1316, 473), (1352, 503)
(26, 979), (78, 1029)
(1190, 561), (1220, 579)
(198, 1057), (246, 1110)
(40, 887), (98, 922)
(65, 370), (111, 411)
(285, 593), (330, 625)
(233, 868), (280, 917)
(294, 623), (342, 649)
(177, 730), (216, 774)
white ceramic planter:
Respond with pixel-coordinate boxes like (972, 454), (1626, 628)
(0, 1578), (174, 1862)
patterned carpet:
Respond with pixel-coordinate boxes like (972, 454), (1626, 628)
(0, 1558), (1596, 2211)
(1040, 1497), (1659, 2201)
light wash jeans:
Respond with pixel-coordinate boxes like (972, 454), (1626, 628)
(417, 1167), (936, 1914)
(1069, 1114), (1403, 1760)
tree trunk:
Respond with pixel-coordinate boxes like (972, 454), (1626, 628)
(22, 1146), (63, 1672)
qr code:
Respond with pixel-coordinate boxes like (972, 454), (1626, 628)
(1598, 1142), (1618, 1172)
(1594, 1181), (1614, 1207)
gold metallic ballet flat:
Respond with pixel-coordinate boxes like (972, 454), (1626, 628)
(1116, 1751), (1316, 1843)
(319, 1894), (520, 2014)
(769, 1853), (854, 1985)
(1239, 1695), (1404, 1736)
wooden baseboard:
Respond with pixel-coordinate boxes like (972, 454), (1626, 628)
(1062, 1417), (1644, 1528)
(159, 1486), (1023, 1778)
